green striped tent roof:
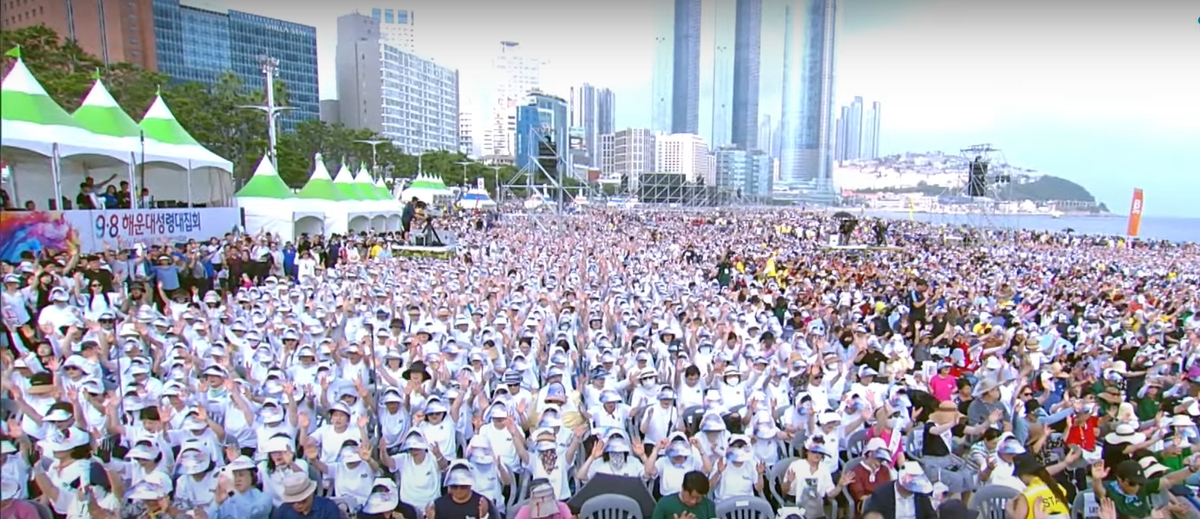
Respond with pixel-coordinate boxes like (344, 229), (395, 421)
(296, 153), (345, 201)
(1, 58), (85, 128)
(72, 79), (142, 137)
(332, 163), (367, 200)
(235, 155), (294, 199)
(139, 94), (202, 146)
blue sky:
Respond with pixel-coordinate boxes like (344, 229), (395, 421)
(243, 0), (1200, 217)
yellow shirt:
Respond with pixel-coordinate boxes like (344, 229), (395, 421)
(1021, 480), (1070, 519)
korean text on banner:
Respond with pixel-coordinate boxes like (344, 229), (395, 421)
(78, 208), (241, 251)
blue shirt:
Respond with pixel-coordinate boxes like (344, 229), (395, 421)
(214, 488), (273, 519)
(151, 264), (181, 290)
(271, 496), (345, 519)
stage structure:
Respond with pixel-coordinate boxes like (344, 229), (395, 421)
(616, 173), (774, 208)
(931, 143), (1018, 234)
(499, 123), (604, 213)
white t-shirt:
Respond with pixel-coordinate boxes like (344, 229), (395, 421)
(2, 288), (33, 327)
(297, 258), (317, 279)
(655, 455), (702, 496)
(391, 453), (440, 510)
(333, 461), (376, 508)
(786, 459), (835, 499)
(714, 460), (758, 500)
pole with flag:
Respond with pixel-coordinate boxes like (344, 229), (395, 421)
(4, 45), (20, 59)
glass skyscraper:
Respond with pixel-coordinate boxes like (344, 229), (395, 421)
(671, 0), (701, 135)
(152, 0), (319, 130)
(778, 0), (838, 196)
(515, 93), (569, 175)
(731, 0), (762, 151)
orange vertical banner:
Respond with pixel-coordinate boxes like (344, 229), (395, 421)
(1126, 188), (1144, 237)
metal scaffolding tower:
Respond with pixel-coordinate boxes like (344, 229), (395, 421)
(615, 172), (775, 208)
(498, 125), (606, 212)
(932, 143), (1018, 234)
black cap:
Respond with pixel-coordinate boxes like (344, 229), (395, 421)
(1114, 459), (1147, 485)
(1013, 453), (1044, 476)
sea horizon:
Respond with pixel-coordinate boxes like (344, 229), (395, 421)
(863, 211), (1200, 243)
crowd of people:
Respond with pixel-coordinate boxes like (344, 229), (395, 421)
(1, 206), (1198, 519)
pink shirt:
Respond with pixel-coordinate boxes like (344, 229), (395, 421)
(513, 501), (573, 519)
(930, 375), (957, 402)
(0, 501), (41, 519)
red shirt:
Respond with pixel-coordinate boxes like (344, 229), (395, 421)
(1066, 415), (1100, 451)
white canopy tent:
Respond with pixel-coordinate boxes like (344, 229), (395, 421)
(234, 156), (297, 240)
(1, 57), (233, 208)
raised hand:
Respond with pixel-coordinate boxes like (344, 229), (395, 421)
(478, 497), (490, 518)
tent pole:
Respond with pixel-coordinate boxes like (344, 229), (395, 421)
(187, 162), (194, 208)
(128, 152), (137, 209)
(50, 144), (63, 210)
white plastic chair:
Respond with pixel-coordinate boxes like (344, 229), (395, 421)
(716, 496), (775, 519)
(579, 494), (644, 519)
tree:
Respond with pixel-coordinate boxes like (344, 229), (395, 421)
(162, 73), (267, 184)
(1, 25), (99, 112)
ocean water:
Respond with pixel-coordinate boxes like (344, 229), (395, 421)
(864, 212), (1200, 243)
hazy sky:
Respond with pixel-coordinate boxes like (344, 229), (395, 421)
(239, 0), (1200, 217)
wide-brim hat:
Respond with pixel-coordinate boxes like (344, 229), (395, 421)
(1104, 423), (1146, 445)
(278, 472), (318, 503)
(403, 361), (431, 380)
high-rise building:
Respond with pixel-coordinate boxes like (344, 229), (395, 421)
(671, 0), (701, 135)
(571, 84), (616, 166)
(459, 107), (476, 157)
(709, 0), (736, 149)
(597, 133), (616, 177)
(834, 97), (881, 161)
(650, 0), (675, 134)
(153, 1), (320, 130)
(655, 133), (711, 183)
(778, 0), (838, 195)
(335, 13), (457, 154)
(369, 7), (415, 53)
(845, 96), (863, 160)
(715, 146), (772, 197)
(2, 0), (158, 69)
(834, 106), (849, 162)
(484, 41), (541, 157)
(867, 101), (881, 158)
(731, 0), (762, 151)
(515, 93), (568, 175)
(613, 128), (655, 189)
(758, 115), (773, 157)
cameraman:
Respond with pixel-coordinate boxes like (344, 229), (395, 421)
(401, 197), (419, 240)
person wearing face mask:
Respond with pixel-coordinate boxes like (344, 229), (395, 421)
(462, 436), (510, 516)
(322, 440), (380, 509)
(174, 449), (220, 514)
(527, 428), (572, 500)
(847, 439), (896, 515)
(639, 387), (681, 454)
(645, 434), (711, 498)
(783, 442), (854, 519)
(710, 435), (765, 500)
(717, 367), (747, 409)
(578, 432), (643, 481)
